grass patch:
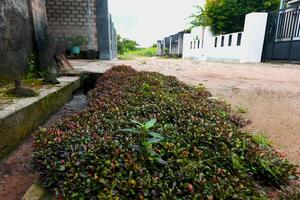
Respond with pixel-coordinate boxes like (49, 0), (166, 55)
(0, 75), (14, 87)
(118, 47), (157, 60)
(252, 133), (271, 148)
(34, 66), (297, 199)
(236, 106), (248, 114)
(0, 79), (44, 107)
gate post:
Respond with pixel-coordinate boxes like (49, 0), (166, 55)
(240, 12), (268, 63)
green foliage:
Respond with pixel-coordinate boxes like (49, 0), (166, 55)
(236, 106), (248, 114)
(67, 35), (88, 46)
(252, 133), (271, 148)
(25, 53), (39, 79)
(25, 53), (48, 79)
(34, 66), (297, 199)
(118, 47), (157, 60)
(117, 35), (139, 54)
(117, 35), (156, 58)
(121, 119), (167, 165)
(190, 5), (209, 28)
(0, 75), (13, 86)
(192, 0), (280, 35)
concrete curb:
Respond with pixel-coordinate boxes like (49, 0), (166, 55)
(22, 183), (51, 200)
(0, 77), (81, 160)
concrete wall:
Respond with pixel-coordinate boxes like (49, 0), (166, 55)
(46, 0), (117, 59)
(0, 0), (117, 78)
(183, 27), (207, 61)
(46, 0), (98, 51)
(183, 12), (268, 63)
(157, 32), (184, 57)
(0, 0), (33, 76)
(206, 31), (244, 62)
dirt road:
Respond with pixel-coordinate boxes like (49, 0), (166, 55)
(72, 57), (300, 166)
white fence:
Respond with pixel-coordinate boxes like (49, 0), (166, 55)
(183, 12), (268, 63)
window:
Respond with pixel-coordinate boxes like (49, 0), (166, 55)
(228, 35), (232, 46)
(221, 36), (225, 47)
(194, 41), (196, 49)
(190, 41), (193, 49)
(197, 40), (200, 49)
(237, 33), (242, 46)
(214, 37), (218, 47)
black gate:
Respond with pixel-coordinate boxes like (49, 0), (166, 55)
(262, 6), (300, 62)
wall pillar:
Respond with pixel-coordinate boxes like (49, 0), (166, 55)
(162, 39), (166, 56)
(97, 0), (112, 60)
(157, 40), (162, 56)
(240, 12), (268, 63)
(169, 37), (172, 55)
(178, 33), (183, 55)
(31, 0), (57, 72)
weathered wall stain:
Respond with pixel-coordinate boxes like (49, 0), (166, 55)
(0, 0), (33, 76)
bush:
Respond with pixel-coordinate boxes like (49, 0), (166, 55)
(34, 66), (297, 199)
(117, 35), (139, 54)
(118, 48), (157, 60)
(192, 0), (280, 35)
(67, 35), (88, 46)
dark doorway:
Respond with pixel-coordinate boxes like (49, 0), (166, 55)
(262, 6), (300, 62)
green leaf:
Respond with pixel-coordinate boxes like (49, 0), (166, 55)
(144, 119), (157, 130)
(120, 128), (140, 133)
(130, 119), (143, 127)
(147, 148), (158, 157)
(58, 165), (66, 171)
(145, 138), (161, 145)
(148, 132), (164, 140)
(155, 157), (168, 165)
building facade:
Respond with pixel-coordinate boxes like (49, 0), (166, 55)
(0, 0), (117, 77)
(46, 0), (117, 60)
(182, 13), (268, 63)
(157, 31), (185, 57)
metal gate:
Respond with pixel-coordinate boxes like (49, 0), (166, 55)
(262, 6), (300, 61)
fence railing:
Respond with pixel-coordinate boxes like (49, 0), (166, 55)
(275, 6), (300, 40)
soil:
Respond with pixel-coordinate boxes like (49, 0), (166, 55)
(0, 91), (87, 200)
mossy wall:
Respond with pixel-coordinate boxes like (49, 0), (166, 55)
(0, 79), (80, 160)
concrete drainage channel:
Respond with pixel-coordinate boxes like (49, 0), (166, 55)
(0, 72), (102, 200)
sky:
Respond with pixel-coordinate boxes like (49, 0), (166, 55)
(109, 0), (206, 47)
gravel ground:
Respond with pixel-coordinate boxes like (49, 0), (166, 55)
(0, 91), (87, 200)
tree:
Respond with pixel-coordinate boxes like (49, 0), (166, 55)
(117, 35), (139, 54)
(192, 0), (280, 35)
(190, 5), (209, 28)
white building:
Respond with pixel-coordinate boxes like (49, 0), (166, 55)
(182, 12), (269, 63)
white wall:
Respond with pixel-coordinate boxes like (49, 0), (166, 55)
(206, 32), (244, 62)
(182, 12), (268, 63)
(183, 27), (207, 60)
(240, 12), (268, 63)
